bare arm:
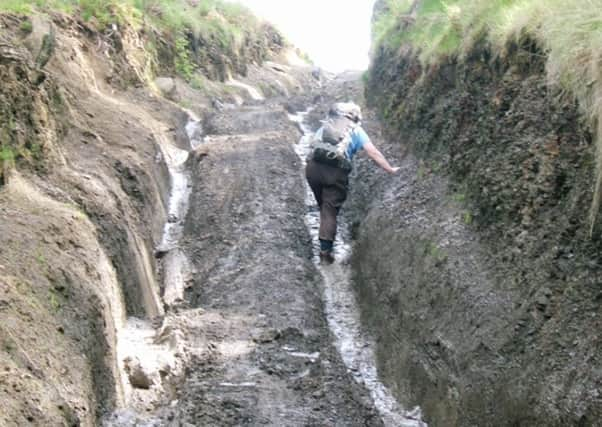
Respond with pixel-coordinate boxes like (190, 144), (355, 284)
(363, 141), (400, 174)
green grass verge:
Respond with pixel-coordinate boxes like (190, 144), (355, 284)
(0, 0), (271, 86)
(0, 0), (261, 49)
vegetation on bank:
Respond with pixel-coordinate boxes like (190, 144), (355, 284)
(0, 0), (270, 81)
(1, 0), (260, 38)
(373, 0), (602, 233)
(0, 0), (282, 184)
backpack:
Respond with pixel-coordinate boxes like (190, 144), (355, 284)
(311, 113), (357, 171)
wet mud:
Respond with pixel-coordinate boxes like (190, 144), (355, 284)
(131, 98), (384, 426)
(106, 93), (400, 424)
(4, 11), (378, 426)
(291, 110), (426, 427)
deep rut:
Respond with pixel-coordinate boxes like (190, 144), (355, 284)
(291, 109), (425, 427)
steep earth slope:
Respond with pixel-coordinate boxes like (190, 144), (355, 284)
(346, 1), (602, 426)
(0, 7), (317, 425)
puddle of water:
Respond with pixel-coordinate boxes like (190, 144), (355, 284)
(290, 111), (427, 427)
(156, 144), (190, 252)
(182, 108), (206, 150)
(156, 115), (204, 307)
(288, 351), (320, 362)
(161, 248), (192, 308)
(105, 317), (179, 427)
(104, 410), (163, 427)
(116, 317), (179, 386)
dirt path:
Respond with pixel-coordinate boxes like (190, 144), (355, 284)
(169, 101), (381, 425)
(103, 99), (379, 426)
(3, 12), (391, 425)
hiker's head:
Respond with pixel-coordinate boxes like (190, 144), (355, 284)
(329, 102), (362, 123)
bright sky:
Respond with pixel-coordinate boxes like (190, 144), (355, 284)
(232, 0), (377, 72)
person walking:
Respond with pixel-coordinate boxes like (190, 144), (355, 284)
(305, 102), (399, 263)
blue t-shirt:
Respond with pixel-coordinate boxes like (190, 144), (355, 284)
(346, 126), (370, 160)
(315, 125), (370, 161)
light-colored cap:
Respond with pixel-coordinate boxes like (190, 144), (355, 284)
(331, 102), (362, 122)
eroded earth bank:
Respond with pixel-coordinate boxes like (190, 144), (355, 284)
(342, 2), (602, 426)
(0, 8), (405, 426)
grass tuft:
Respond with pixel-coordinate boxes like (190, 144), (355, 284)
(0, 147), (16, 163)
(19, 18), (33, 33)
(1, 0), (262, 48)
(174, 33), (194, 80)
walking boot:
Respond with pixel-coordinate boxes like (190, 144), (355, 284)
(319, 250), (335, 264)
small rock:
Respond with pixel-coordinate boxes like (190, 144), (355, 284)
(253, 329), (281, 344)
(124, 357), (153, 389)
(154, 246), (169, 259)
(167, 214), (178, 223)
(212, 98), (224, 111)
(536, 296), (548, 308)
(155, 77), (176, 96)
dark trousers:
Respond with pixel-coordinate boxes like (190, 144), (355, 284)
(305, 159), (349, 242)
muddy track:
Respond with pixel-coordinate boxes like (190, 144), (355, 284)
(143, 101), (382, 425)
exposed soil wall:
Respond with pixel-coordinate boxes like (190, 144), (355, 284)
(0, 9), (307, 425)
(0, 13), (176, 425)
(184, 22), (285, 81)
(1, 176), (125, 426)
(350, 32), (602, 426)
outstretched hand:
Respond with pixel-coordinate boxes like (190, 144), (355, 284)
(363, 142), (400, 175)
